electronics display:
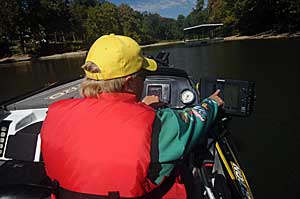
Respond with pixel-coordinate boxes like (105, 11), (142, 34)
(146, 84), (170, 103)
(200, 78), (255, 116)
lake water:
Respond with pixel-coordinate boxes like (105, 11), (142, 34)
(1, 38), (300, 198)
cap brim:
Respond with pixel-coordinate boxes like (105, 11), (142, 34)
(142, 57), (157, 71)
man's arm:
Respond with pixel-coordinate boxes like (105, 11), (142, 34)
(148, 97), (219, 184)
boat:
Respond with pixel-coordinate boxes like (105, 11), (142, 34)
(0, 52), (255, 199)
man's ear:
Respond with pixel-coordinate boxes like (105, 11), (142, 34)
(124, 75), (134, 91)
(125, 75), (133, 82)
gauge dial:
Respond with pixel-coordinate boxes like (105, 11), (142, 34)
(180, 90), (195, 104)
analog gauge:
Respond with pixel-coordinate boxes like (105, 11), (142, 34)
(180, 90), (195, 104)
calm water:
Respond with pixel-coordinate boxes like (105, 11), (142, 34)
(0, 57), (85, 103)
(1, 39), (300, 198)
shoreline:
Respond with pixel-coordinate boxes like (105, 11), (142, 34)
(1, 32), (300, 64)
(224, 31), (300, 41)
(0, 41), (185, 64)
(141, 40), (184, 48)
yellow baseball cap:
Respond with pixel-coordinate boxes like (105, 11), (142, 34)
(84, 34), (157, 80)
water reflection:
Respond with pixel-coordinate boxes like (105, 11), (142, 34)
(0, 57), (85, 102)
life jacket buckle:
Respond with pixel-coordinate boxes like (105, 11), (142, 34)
(108, 191), (120, 199)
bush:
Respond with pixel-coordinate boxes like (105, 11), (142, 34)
(36, 41), (84, 56)
(0, 37), (12, 58)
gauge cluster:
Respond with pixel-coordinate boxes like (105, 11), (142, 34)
(143, 75), (199, 108)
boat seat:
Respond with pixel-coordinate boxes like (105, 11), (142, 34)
(0, 160), (51, 199)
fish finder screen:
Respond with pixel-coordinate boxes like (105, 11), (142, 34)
(224, 84), (240, 109)
(148, 85), (162, 98)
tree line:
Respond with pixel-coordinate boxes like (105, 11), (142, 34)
(206, 0), (300, 35)
(0, 0), (299, 58)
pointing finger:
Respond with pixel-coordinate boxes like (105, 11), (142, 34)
(212, 89), (220, 96)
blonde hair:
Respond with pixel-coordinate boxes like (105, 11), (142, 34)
(80, 62), (140, 98)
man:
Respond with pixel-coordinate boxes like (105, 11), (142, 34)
(41, 34), (223, 198)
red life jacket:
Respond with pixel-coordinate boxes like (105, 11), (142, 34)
(41, 93), (156, 197)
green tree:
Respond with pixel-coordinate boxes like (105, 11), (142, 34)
(207, 0), (238, 35)
(85, 2), (122, 45)
(176, 14), (186, 39)
(238, 0), (275, 34)
(140, 13), (161, 43)
(39, 0), (72, 41)
(272, 0), (300, 32)
(206, 0), (300, 35)
(196, 0), (205, 11)
(69, 0), (100, 41)
(186, 0), (209, 27)
(118, 4), (143, 43)
(0, 0), (20, 38)
(0, 0), (21, 56)
(157, 17), (177, 40)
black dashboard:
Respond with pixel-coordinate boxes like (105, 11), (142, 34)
(143, 75), (199, 108)
(4, 67), (200, 110)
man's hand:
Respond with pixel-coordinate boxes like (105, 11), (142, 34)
(142, 95), (167, 109)
(208, 89), (224, 106)
(142, 95), (160, 105)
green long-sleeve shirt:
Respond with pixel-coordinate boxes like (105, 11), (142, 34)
(148, 98), (218, 184)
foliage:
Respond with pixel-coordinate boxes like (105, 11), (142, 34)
(0, 0), (21, 55)
(0, 0), (20, 38)
(84, 2), (122, 45)
(186, 0), (208, 26)
(206, 0), (300, 35)
(117, 4), (143, 43)
(0, 0), (299, 57)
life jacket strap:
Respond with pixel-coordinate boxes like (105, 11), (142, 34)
(108, 191), (120, 199)
(52, 168), (177, 199)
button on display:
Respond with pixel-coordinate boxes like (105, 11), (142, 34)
(0, 132), (6, 137)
